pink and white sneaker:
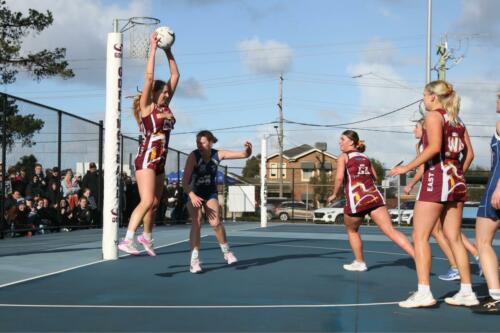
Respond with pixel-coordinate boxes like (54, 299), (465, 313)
(118, 239), (140, 255)
(137, 235), (156, 256)
(190, 258), (202, 274)
(224, 251), (238, 265)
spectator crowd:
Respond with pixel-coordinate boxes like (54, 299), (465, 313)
(1, 162), (101, 237)
(0, 162), (187, 238)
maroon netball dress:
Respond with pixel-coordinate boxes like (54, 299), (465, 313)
(417, 109), (467, 202)
(134, 104), (176, 175)
(343, 150), (385, 215)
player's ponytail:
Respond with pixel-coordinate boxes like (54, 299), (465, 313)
(342, 130), (366, 152)
(425, 80), (461, 125)
(132, 80), (168, 126)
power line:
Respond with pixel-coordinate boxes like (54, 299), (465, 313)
(172, 121), (278, 135)
(285, 99), (422, 127)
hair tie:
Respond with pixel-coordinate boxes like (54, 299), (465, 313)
(357, 140), (365, 146)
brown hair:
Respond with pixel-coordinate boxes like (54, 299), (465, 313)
(132, 80), (168, 126)
(425, 80), (460, 125)
(342, 130), (366, 152)
(196, 130), (218, 144)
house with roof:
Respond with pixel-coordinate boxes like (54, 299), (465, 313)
(266, 144), (337, 206)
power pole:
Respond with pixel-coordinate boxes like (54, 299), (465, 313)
(277, 74), (284, 198)
(436, 34), (450, 81)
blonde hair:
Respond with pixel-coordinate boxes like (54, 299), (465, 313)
(425, 80), (460, 125)
(132, 80), (168, 126)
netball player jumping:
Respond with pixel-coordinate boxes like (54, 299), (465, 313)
(182, 130), (252, 273)
(328, 130), (415, 272)
(391, 80), (478, 308)
(118, 32), (179, 256)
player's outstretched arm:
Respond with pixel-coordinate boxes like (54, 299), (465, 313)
(218, 141), (252, 161)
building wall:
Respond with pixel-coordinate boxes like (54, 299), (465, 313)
(266, 151), (337, 204)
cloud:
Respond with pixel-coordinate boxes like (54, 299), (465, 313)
(360, 37), (421, 67)
(8, 0), (152, 86)
(180, 0), (286, 21)
(453, 0), (500, 43)
(175, 77), (207, 99)
(238, 37), (293, 75)
(343, 60), (425, 168)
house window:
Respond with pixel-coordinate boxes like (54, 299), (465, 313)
(302, 169), (314, 181)
(270, 163), (286, 179)
(301, 161), (315, 181)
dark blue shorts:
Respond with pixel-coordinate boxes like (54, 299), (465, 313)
(477, 190), (500, 220)
(185, 192), (218, 203)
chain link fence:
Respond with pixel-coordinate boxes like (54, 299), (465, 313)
(0, 93), (189, 237)
(223, 166), (487, 227)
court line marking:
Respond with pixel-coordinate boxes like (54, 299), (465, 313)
(0, 301), (400, 309)
(0, 236), (204, 290)
(209, 240), (450, 261)
(0, 295), (489, 309)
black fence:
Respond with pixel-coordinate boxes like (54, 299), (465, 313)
(0, 92), (189, 238)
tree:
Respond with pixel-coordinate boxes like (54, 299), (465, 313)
(15, 154), (37, 174)
(0, 0), (74, 84)
(369, 158), (385, 184)
(1, 1), (72, 151)
(1, 94), (44, 151)
(242, 154), (260, 178)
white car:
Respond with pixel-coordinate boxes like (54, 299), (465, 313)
(388, 201), (415, 225)
(313, 200), (345, 224)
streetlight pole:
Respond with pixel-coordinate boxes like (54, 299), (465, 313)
(277, 75), (284, 198)
(426, 0), (432, 84)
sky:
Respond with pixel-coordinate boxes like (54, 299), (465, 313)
(4, 0), (500, 173)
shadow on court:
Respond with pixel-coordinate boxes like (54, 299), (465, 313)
(0, 223), (498, 332)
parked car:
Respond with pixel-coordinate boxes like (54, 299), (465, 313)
(313, 200), (345, 224)
(274, 201), (314, 221)
(257, 197), (289, 220)
(462, 201), (480, 228)
(388, 200), (415, 225)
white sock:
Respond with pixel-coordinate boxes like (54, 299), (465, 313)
(220, 243), (230, 253)
(143, 232), (152, 241)
(191, 249), (199, 262)
(459, 283), (473, 295)
(125, 230), (135, 240)
(489, 289), (500, 300)
(418, 284), (430, 294)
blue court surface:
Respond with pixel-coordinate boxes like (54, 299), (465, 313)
(0, 222), (498, 332)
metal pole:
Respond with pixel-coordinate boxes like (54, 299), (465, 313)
(426, 0), (432, 84)
(292, 168), (296, 221)
(98, 120), (104, 226)
(57, 111), (62, 171)
(306, 184), (309, 213)
(260, 136), (268, 228)
(223, 165), (228, 222)
(119, 134), (124, 227)
(177, 150), (180, 183)
(1, 95), (6, 239)
(278, 74), (284, 197)
(397, 175), (401, 226)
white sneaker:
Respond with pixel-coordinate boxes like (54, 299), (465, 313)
(444, 291), (479, 306)
(224, 251), (238, 265)
(343, 260), (368, 272)
(399, 291), (437, 308)
(190, 258), (202, 274)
